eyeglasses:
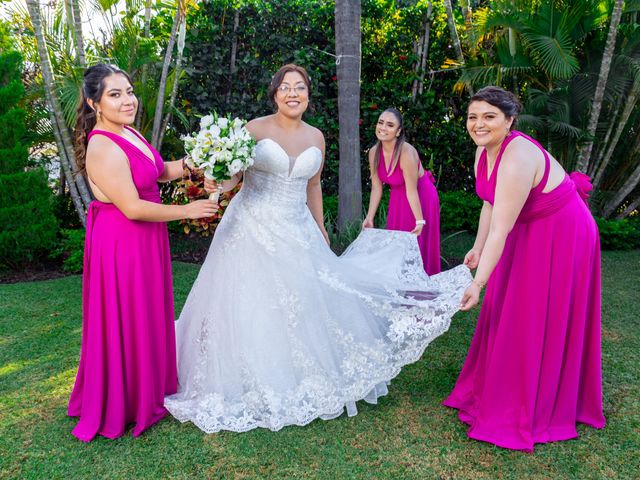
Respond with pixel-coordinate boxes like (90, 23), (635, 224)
(277, 84), (308, 95)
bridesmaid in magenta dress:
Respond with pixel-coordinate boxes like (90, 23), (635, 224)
(445, 86), (605, 452)
(363, 108), (441, 275)
(67, 64), (217, 441)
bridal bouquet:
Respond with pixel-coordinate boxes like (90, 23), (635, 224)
(182, 113), (256, 201)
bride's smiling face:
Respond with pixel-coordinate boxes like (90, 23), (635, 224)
(274, 71), (309, 117)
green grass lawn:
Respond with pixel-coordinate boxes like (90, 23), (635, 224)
(1, 247), (638, 479)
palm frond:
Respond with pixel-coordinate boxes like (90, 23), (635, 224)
(523, 28), (580, 79)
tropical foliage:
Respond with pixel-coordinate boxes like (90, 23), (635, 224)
(1, 0), (638, 259)
(452, 0), (640, 217)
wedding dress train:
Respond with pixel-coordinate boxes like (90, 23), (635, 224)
(164, 138), (471, 433)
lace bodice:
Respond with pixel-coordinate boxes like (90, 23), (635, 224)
(238, 138), (322, 211)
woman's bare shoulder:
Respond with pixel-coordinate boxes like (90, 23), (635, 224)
(246, 115), (275, 138)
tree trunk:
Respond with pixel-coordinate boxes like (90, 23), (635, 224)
(617, 195), (640, 219)
(411, 25), (425, 101)
(136, 0), (153, 130)
(591, 85), (639, 190)
(418, 1), (433, 97)
(576, 0), (624, 173)
(412, 2), (433, 102)
(59, 168), (66, 196)
(70, 0), (86, 67)
(588, 93), (623, 178)
(602, 161), (640, 218)
(151, 4), (182, 149)
(50, 110), (86, 226)
(26, 0), (91, 224)
(335, 0), (362, 233)
(225, 9), (240, 104)
(158, 14), (187, 152)
(444, 0), (464, 65)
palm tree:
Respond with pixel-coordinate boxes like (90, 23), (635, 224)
(25, 0), (91, 225)
(452, 0), (640, 217)
(412, 1), (433, 102)
(63, 0), (86, 67)
(576, 0), (625, 173)
(444, 0), (464, 66)
(335, 0), (362, 233)
(151, 0), (185, 149)
(136, 0), (153, 129)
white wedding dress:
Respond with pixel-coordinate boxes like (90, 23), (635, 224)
(164, 138), (471, 433)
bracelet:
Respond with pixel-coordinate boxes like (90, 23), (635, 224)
(472, 279), (486, 289)
(415, 219), (426, 225)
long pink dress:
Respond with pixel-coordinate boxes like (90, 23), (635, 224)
(443, 131), (605, 452)
(378, 150), (441, 275)
(68, 126), (177, 442)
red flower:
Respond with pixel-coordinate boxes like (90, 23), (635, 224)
(187, 185), (201, 198)
(332, 75), (337, 81)
(358, 119), (363, 125)
(369, 104), (378, 110)
(399, 55), (407, 61)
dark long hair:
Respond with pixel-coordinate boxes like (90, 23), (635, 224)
(470, 86), (523, 130)
(372, 108), (406, 174)
(74, 63), (134, 174)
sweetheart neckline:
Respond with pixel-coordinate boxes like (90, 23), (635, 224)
(257, 138), (321, 160)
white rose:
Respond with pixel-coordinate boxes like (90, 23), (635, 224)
(217, 117), (228, 129)
(232, 118), (243, 130)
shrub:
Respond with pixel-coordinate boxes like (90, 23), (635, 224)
(596, 217), (640, 250)
(49, 229), (85, 273)
(0, 50), (58, 269)
(439, 190), (482, 232)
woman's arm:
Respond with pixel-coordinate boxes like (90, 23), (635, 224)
(158, 158), (185, 182)
(87, 137), (217, 222)
(463, 147), (489, 268)
(363, 149), (383, 228)
(460, 142), (537, 310)
(307, 134), (329, 244)
(400, 145), (425, 235)
(464, 201), (492, 268)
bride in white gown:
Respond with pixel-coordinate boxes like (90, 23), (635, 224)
(164, 64), (471, 433)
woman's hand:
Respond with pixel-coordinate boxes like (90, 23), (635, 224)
(410, 223), (424, 235)
(463, 248), (481, 269)
(460, 282), (482, 311)
(362, 217), (374, 229)
(185, 199), (218, 219)
(320, 227), (330, 246)
(203, 177), (219, 194)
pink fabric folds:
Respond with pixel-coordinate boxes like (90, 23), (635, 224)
(570, 171), (593, 204)
(444, 131), (605, 452)
(67, 127), (177, 441)
(377, 150), (441, 275)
